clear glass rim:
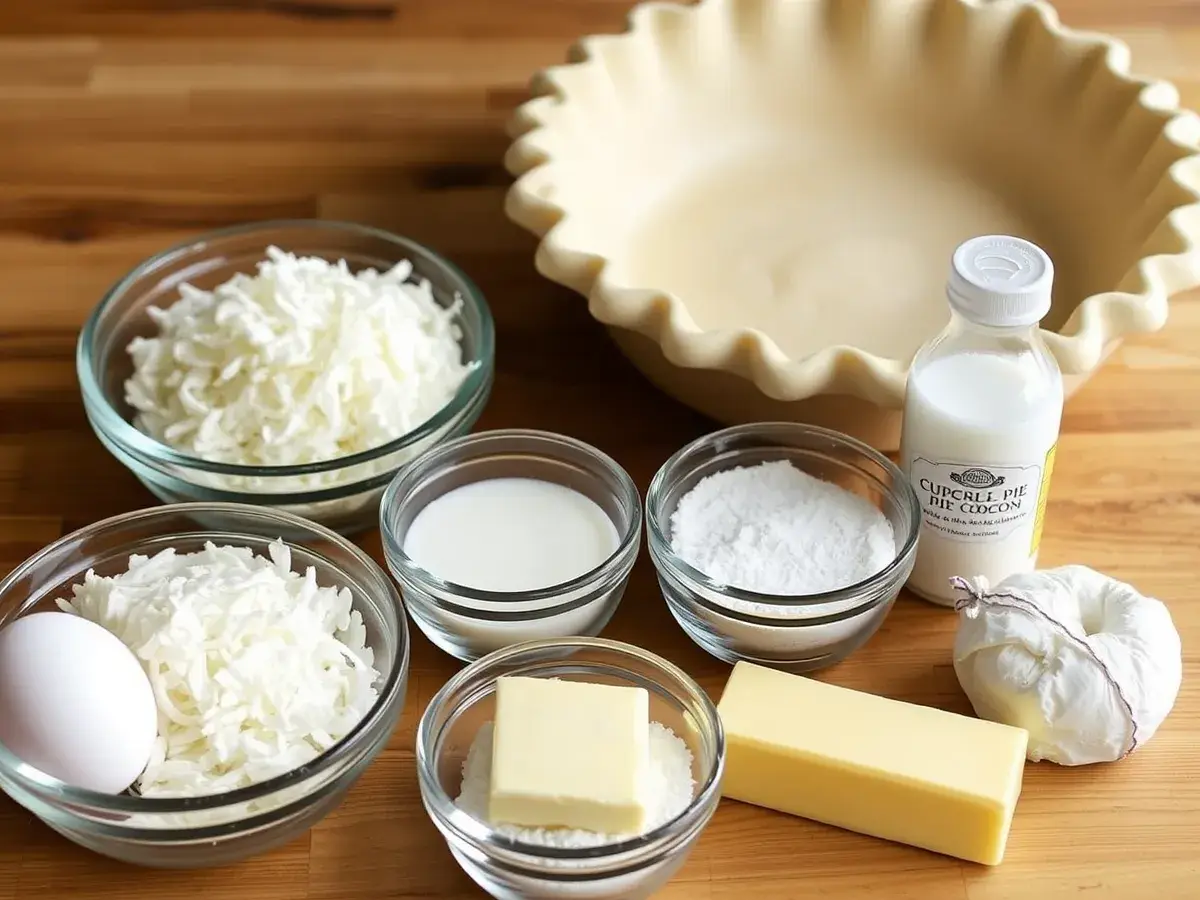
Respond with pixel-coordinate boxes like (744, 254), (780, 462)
(379, 429), (643, 618)
(75, 218), (496, 478)
(646, 421), (921, 617)
(0, 501), (410, 816)
(415, 636), (725, 865)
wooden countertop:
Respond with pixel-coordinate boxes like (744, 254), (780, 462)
(0, 1), (1197, 898)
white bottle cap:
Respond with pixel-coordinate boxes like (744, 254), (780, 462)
(946, 235), (1054, 328)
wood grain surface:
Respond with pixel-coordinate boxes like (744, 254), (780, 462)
(1, 1), (1197, 898)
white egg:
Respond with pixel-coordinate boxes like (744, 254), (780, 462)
(0, 612), (158, 794)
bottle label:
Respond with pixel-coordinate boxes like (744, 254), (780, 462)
(909, 457), (1046, 544)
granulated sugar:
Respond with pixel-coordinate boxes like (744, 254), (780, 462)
(669, 460), (895, 597)
(455, 721), (695, 848)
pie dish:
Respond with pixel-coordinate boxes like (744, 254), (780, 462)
(505, 0), (1200, 447)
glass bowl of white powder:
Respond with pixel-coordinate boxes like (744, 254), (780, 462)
(0, 502), (409, 868)
(77, 219), (495, 535)
(416, 637), (724, 900)
(646, 422), (921, 673)
(380, 429), (643, 662)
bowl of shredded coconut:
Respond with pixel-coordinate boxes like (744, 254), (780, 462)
(0, 502), (409, 868)
(646, 422), (921, 673)
(416, 637), (725, 900)
(77, 220), (495, 535)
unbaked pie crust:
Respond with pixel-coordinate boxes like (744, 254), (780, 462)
(506, 0), (1200, 448)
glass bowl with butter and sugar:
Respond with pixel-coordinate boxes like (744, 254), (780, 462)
(416, 637), (724, 900)
(77, 219), (495, 536)
(380, 429), (643, 662)
(647, 422), (921, 673)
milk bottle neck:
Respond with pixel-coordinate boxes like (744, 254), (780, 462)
(927, 308), (1053, 361)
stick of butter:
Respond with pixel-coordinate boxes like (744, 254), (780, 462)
(717, 661), (1029, 865)
(488, 676), (650, 833)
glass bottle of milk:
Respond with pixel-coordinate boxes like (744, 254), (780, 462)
(900, 235), (1063, 607)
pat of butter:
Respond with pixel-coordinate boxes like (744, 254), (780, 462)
(488, 676), (650, 833)
(717, 662), (1029, 866)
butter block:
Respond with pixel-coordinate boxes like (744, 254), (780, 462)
(717, 661), (1028, 865)
(488, 676), (650, 833)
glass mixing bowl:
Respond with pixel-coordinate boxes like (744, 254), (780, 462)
(76, 219), (495, 535)
(646, 422), (921, 672)
(416, 637), (724, 900)
(380, 429), (642, 662)
(0, 503), (409, 868)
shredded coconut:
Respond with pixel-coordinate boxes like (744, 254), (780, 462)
(124, 246), (475, 479)
(56, 540), (380, 798)
(669, 460), (895, 597)
(455, 721), (695, 848)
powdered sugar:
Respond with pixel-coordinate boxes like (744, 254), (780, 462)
(455, 721), (695, 848)
(669, 460), (895, 598)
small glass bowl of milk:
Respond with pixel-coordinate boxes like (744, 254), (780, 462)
(379, 429), (642, 662)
